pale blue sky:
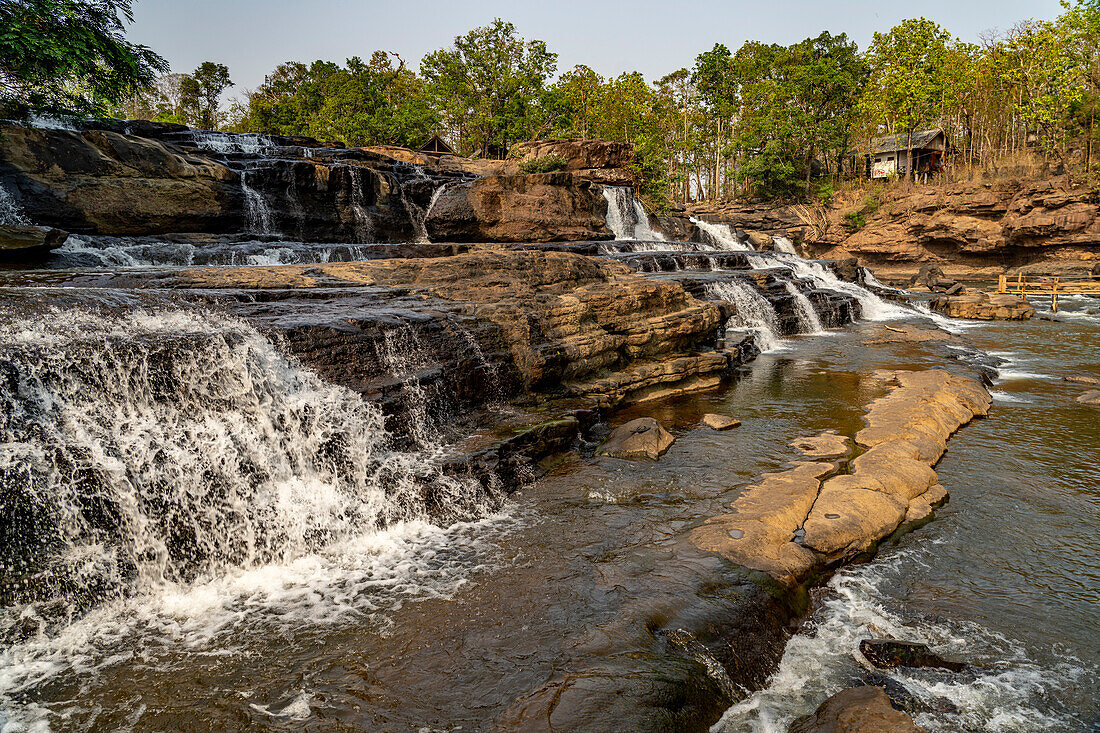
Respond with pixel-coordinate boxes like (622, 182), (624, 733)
(130, 0), (1066, 98)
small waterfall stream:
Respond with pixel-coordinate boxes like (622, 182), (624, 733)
(602, 186), (665, 241)
(690, 216), (753, 251)
(783, 281), (824, 334)
(705, 280), (784, 351)
(0, 183), (28, 226)
(240, 169), (275, 236)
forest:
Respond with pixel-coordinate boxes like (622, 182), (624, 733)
(3, 1), (1099, 207)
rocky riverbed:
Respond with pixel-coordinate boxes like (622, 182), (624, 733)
(0, 123), (1096, 733)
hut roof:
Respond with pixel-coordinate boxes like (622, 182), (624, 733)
(865, 129), (944, 155)
(419, 134), (455, 155)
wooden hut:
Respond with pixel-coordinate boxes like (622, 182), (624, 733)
(418, 135), (456, 157)
(866, 129), (946, 181)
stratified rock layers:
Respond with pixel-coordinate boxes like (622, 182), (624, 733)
(691, 369), (991, 585)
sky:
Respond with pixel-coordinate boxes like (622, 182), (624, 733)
(129, 0), (1067, 100)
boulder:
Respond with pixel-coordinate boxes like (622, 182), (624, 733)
(702, 413), (741, 430)
(1065, 374), (1100, 385)
(859, 640), (967, 673)
(598, 417), (674, 460)
(788, 686), (925, 733)
(908, 264), (945, 288)
(1076, 390), (1100, 405)
(929, 290), (1034, 320)
(0, 224), (68, 259)
(425, 173), (613, 242)
(509, 138), (635, 186)
(745, 230), (774, 249)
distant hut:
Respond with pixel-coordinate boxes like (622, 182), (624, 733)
(418, 134), (456, 158)
(865, 129), (946, 181)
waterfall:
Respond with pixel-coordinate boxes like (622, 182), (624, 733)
(773, 236), (798, 255)
(0, 183), (29, 226)
(376, 324), (443, 448)
(49, 238), (383, 269)
(689, 217), (752, 251)
(192, 131), (276, 155)
(705, 280), (783, 352)
(783, 281), (825, 334)
(602, 186), (665, 241)
(240, 170), (275, 236)
(770, 253), (909, 321)
(0, 306), (496, 630)
(347, 166), (376, 243)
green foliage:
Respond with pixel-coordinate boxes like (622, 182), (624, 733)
(842, 192), (880, 232)
(180, 62), (232, 129)
(0, 0), (167, 119)
(235, 52), (437, 146)
(421, 19), (557, 158)
(519, 154), (567, 173)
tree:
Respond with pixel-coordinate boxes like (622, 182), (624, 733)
(180, 61), (232, 129)
(421, 19), (557, 157)
(0, 0), (167, 119)
(861, 18), (952, 179)
(551, 64), (603, 137)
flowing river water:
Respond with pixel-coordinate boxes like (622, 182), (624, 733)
(0, 245), (1097, 731)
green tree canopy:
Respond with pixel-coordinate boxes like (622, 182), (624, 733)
(421, 19), (557, 157)
(180, 62), (232, 129)
(0, 0), (167, 118)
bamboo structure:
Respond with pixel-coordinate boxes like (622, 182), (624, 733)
(997, 274), (1100, 313)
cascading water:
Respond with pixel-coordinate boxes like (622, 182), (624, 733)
(377, 324), (444, 448)
(240, 169), (275, 236)
(0, 303), (505, 728)
(783, 281), (824, 334)
(49, 237), (379, 268)
(192, 131), (276, 155)
(602, 186), (665, 241)
(773, 236), (798, 255)
(347, 165), (376, 243)
(689, 216), (753, 251)
(705, 280), (784, 352)
(746, 251), (908, 321)
(0, 183), (28, 226)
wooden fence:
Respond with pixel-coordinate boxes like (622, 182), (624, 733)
(997, 274), (1100, 312)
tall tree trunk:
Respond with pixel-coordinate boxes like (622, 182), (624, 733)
(907, 130), (914, 183)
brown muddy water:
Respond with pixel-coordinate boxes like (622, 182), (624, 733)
(0, 285), (1097, 733)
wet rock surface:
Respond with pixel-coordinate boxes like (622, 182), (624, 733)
(0, 224), (68, 258)
(788, 686), (925, 733)
(598, 417), (675, 460)
(703, 413), (741, 430)
(859, 639), (968, 672)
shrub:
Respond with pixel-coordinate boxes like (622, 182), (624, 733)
(519, 154), (568, 174)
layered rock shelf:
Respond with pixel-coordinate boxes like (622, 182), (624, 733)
(691, 369), (991, 586)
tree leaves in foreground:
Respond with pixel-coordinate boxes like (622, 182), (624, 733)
(0, 0), (167, 119)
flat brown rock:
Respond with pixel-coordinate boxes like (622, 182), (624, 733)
(791, 430), (849, 459)
(702, 413), (741, 430)
(929, 290), (1034, 320)
(789, 686), (925, 733)
(691, 462), (834, 585)
(598, 417), (674, 460)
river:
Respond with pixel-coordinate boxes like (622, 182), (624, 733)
(0, 243), (1096, 731)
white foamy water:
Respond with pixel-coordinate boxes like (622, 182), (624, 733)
(602, 186), (666, 241)
(690, 217), (753, 251)
(766, 253), (910, 321)
(51, 236), (377, 268)
(0, 183), (28, 226)
(706, 280), (784, 352)
(192, 131), (276, 155)
(0, 306), (509, 730)
(713, 547), (1092, 733)
(772, 236), (798, 255)
(783, 281), (824, 334)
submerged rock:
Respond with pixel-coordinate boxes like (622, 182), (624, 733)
(598, 417), (674, 460)
(1076, 389), (1100, 405)
(1064, 373), (1100, 385)
(788, 686), (925, 733)
(702, 413), (741, 430)
(859, 639), (967, 673)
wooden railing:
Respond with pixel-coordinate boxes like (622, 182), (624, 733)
(997, 274), (1100, 312)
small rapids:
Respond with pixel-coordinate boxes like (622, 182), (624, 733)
(49, 236), (388, 268)
(0, 304), (509, 730)
(713, 546), (1094, 733)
